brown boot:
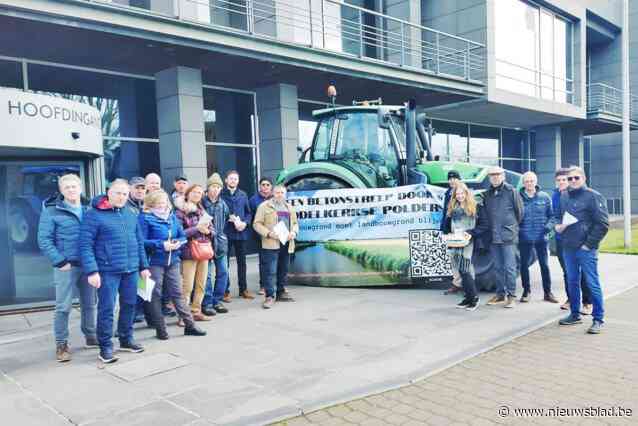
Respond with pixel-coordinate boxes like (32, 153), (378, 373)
(223, 292), (232, 303)
(240, 290), (255, 300)
(56, 343), (71, 363)
(192, 313), (213, 322)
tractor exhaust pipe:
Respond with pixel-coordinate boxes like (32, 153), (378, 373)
(406, 99), (417, 171)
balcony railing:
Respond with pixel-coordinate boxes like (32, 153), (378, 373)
(587, 83), (638, 122)
(90, 0), (485, 83)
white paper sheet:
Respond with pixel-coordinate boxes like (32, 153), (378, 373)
(563, 211), (579, 226)
(273, 221), (290, 245)
(137, 276), (156, 302)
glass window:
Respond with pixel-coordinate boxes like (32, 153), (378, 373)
(103, 140), (160, 184)
(0, 59), (23, 89)
(502, 128), (528, 173)
(469, 125), (500, 166)
(203, 89), (254, 144)
(27, 64), (158, 139)
(206, 145), (256, 197)
(554, 17), (572, 103)
(311, 118), (333, 161)
(540, 11), (554, 101)
(298, 101), (320, 153)
(431, 120), (469, 162)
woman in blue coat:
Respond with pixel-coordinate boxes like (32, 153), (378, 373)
(138, 190), (206, 340)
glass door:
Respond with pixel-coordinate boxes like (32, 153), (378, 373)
(0, 161), (85, 311)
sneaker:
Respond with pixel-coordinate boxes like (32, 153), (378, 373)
(119, 340), (145, 353)
(581, 304), (593, 316)
(156, 330), (169, 340)
(258, 288), (265, 295)
(544, 293), (559, 303)
(456, 298), (471, 309)
(184, 325), (207, 336)
(222, 292), (232, 303)
(559, 314), (582, 325)
(520, 292), (530, 303)
(56, 343), (71, 363)
(98, 348), (118, 364)
(240, 290), (255, 300)
(262, 297), (274, 309)
(486, 295), (506, 305)
(276, 292), (295, 302)
(192, 313), (213, 322)
(201, 306), (217, 317)
(587, 320), (604, 334)
(560, 300), (570, 310)
(443, 286), (462, 295)
(213, 304), (229, 314)
(85, 336), (99, 349)
(465, 297), (480, 311)
(504, 295), (516, 308)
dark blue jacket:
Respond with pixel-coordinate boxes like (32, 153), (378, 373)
(249, 193), (270, 240)
(440, 187), (453, 233)
(37, 195), (89, 268)
(138, 211), (187, 267)
(552, 188), (563, 241)
(558, 186), (609, 250)
(79, 195), (149, 275)
(519, 187), (553, 242)
(221, 188), (252, 241)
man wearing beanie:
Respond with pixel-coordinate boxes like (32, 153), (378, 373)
(441, 170), (463, 295)
(201, 173), (231, 314)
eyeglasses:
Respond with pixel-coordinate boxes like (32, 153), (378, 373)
(567, 176), (581, 182)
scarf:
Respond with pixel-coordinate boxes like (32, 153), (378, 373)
(152, 206), (171, 221)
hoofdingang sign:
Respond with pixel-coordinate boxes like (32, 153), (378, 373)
(288, 184), (445, 241)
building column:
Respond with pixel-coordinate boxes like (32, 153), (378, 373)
(533, 126), (561, 190)
(256, 83), (299, 181)
(155, 66), (208, 190)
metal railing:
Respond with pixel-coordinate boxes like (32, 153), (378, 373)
(90, 0), (485, 82)
(587, 83), (638, 122)
(495, 58), (574, 104)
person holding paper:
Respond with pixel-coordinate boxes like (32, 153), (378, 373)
(555, 166), (609, 334)
(79, 179), (150, 363)
(253, 184), (299, 309)
(518, 171), (558, 304)
(138, 190), (206, 340)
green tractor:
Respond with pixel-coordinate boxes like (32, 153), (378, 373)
(277, 99), (523, 289)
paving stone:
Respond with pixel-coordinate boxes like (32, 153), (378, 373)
(106, 353), (189, 382)
(87, 400), (197, 426)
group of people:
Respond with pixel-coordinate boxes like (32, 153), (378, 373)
(440, 165), (609, 334)
(38, 170), (299, 364)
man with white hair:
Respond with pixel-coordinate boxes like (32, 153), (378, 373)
(518, 171), (557, 304)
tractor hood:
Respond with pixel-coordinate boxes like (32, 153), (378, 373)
(276, 161), (372, 188)
(416, 161), (488, 186)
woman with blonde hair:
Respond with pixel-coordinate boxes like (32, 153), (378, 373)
(175, 184), (214, 323)
(445, 182), (479, 311)
(138, 190), (206, 339)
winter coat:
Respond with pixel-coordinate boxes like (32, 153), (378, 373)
(201, 195), (230, 258)
(37, 195), (89, 268)
(249, 192), (271, 240)
(253, 199), (299, 253)
(483, 182), (524, 244)
(518, 186), (553, 243)
(221, 188), (252, 240)
(558, 186), (609, 250)
(138, 211), (187, 267)
(440, 187), (453, 233)
(79, 195), (149, 275)
(174, 201), (212, 261)
(125, 196), (144, 216)
(552, 188), (563, 241)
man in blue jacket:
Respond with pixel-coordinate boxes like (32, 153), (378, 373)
(38, 174), (96, 363)
(518, 172), (558, 304)
(555, 166), (609, 334)
(249, 177), (273, 295)
(80, 179), (151, 363)
(221, 170), (254, 300)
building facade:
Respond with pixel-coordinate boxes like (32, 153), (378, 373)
(0, 0), (635, 311)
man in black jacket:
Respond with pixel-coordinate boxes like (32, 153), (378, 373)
(441, 170), (463, 295)
(483, 166), (523, 308)
(555, 166), (609, 334)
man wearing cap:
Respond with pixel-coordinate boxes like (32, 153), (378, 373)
(483, 166), (523, 308)
(440, 170), (464, 295)
(172, 175), (189, 203)
(126, 177), (146, 216)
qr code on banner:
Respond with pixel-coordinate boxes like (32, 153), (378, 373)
(409, 229), (452, 278)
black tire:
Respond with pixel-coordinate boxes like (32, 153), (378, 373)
(475, 246), (536, 292)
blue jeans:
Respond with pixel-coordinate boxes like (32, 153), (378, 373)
(261, 245), (290, 298)
(519, 240), (552, 294)
(491, 243), (517, 297)
(53, 266), (97, 345)
(563, 247), (604, 322)
(97, 271), (138, 350)
(203, 255), (229, 307)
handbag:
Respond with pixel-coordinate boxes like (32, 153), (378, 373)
(189, 239), (214, 261)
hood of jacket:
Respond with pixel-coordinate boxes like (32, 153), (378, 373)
(91, 194), (116, 211)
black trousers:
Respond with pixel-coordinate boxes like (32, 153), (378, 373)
(227, 239), (248, 293)
(556, 238), (591, 304)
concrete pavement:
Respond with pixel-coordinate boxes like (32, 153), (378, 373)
(0, 253), (636, 425)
